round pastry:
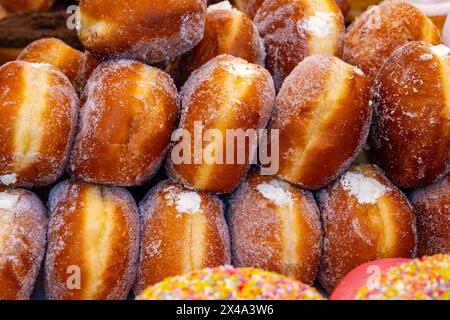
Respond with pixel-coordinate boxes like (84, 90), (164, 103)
(17, 38), (85, 92)
(356, 254), (450, 300)
(0, 188), (47, 300)
(0, 0), (54, 13)
(255, 0), (345, 89)
(45, 180), (140, 300)
(176, 1), (265, 86)
(165, 54), (275, 194)
(78, 0), (207, 64)
(370, 41), (450, 188)
(330, 258), (412, 300)
(69, 60), (179, 187)
(0, 61), (78, 188)
(135, 180), (231, 293)
(317, 164), (417, 293)
(228, 170), (322, 285)
(410, 174), (450, 256)
(343, 1), (441, 85)
(137, 266), (325, 300)
(266, 55), (371, 190)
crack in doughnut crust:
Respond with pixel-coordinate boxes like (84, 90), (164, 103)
(0, 188), (47, 300)
(343, 1), (441, 85)
(266, 55), (371, 190)
(166, 54), (275, 194)
(370, 41), (450, 188)
(176, 1), (265, 86)
(69, 60), (179, 187)
(228, 170), (322, 285)
(317, 164), (417, 293)
(78, 0), (207, 64)
(0, 61), (78, 188)
(410, 175), (450, 256)
(255, 0), (345, 89)
(135, 180), (231, 294)
(45, 180), (139, 300)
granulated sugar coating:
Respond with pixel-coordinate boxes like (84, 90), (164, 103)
(356, 254), (450, 300)
(136, 266), (324, 300)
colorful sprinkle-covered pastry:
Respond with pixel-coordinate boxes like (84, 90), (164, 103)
(137, 266), (324, 300)
(357, 254), (450, 300)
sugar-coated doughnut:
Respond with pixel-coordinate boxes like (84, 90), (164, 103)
(228, 170), (322, 285)
(343, 1), (441, 84)
(370, 41), (450, 188)
(410, 175), (450, 256)
(0, 0), (54, 13)
(78, 0), (207, 64)
(0, 188), (47, 300)
(255, 0), (345, 89)
(135, 181), (231, 293)
(137, 266), (325, 300)
(70, 60), (179, 187)
(45, 180), (139, 300)
(176, 1), (265, 86)
(317, 164), (417, 292)
(166, 54), (275, 194)
(267, 55), (371, 190)
(356, 254), (450, 300)
(330, 258), (412, 300)
(0, 61), (78, 188)
(404, 0), (450, 31)
(18, 38), (85, 92)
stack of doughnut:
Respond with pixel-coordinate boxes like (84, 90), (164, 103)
(0, 0), (449, 300)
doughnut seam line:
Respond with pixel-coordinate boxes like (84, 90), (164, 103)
(81, 185), (115, 299)
(13, 64), (48, 172)
(286, 60), (350, 181)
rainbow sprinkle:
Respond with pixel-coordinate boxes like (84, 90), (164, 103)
(137, 266), (324, 300)
(357, 254), (450, 300)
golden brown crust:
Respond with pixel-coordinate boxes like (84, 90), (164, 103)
(78, 0), (207, 64)
(228, 170), (322, 285)
(0, 61), (78, 188)
(70, 60), (179, 187)
(166, 54), (275, 194)
(267, 55), (372, 189)
(45, 180), (140, 300)
(343, 1), (441, 85)
(135, 180), (231, 293)
(176, 2), (265, 86)
(317, 164), (417, 292)
(370, 41), (450, 188)
(0, 188), (47, 300)
(410, 175), (450, 256)
(0, 0), (54, 13)
(77, 50), (100, 95)
(255, 0), (344, 89)
(18, 38), (85, 92)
